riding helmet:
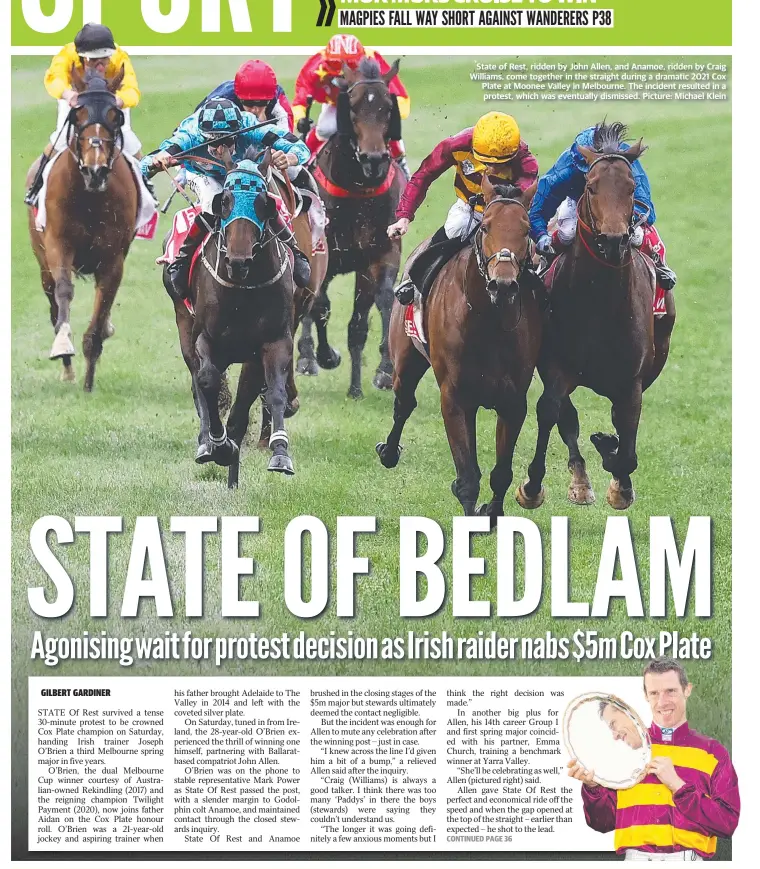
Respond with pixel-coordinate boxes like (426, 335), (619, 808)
(75, 23), (116, 59)
(198, 99), (244, 140)
(234, 60), (278, 102)
(473, 112), (521, 164)
(324, 34), (365, 72)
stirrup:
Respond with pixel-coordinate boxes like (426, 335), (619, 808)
(394, 279), (416, 306)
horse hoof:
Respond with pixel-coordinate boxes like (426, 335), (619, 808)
(317, 347), (341, 370)
(476, 503), (502, 529)
(50, 324), (75, 360)
(348, 385), (364, 400)
(195, 443), (214, 464)
(373, 370), (393, 391)
(59, 365), (76, 383)
(296, 356), (319, 376)
(568, 484), (596, 506)
(376, 442), (402, 469)
(256, 438), (269, 452)
(268, 453), (295, 475)
(212, 438), (240, 468)
(284, 397), (300, 418)
(515, 482), (545, 510)
(606, 479), (635, 510)
(590, 432), (620, 458)
(103, 320), (115, 339)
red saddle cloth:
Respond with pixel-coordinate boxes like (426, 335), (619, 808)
(156, 205), (206, 315)
(543, 251), (666, 316)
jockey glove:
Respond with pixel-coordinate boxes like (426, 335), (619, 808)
(536, 234), (555, 256)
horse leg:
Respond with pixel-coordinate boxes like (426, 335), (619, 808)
(46, 243), (76, 368)
(313, 280), (341, 371)
(262, 338), (296, 475)
(517, 380), (567, 510)
(194, 332), (238, 467)
(226, 360), (265, 489)
(40, 266), (74, 382)
(296, 315), (319, 376)
(591, 380), (643, 510)
(376, 335), (430, 468)
(347, 271), (377, 400)
(440, 385), (480, 516)
(478, 394), (527, 528)
(83, 258), (122, 392)
(369, 261), (398, 391)
(645, 296), (676, 391)
(558, 396), (595, 505)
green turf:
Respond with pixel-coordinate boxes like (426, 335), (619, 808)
(11, 55), (731, 745)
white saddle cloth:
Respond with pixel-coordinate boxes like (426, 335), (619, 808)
(35, 151), (157, 235)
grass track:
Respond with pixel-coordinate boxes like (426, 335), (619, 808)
(12, 55), (731, 748)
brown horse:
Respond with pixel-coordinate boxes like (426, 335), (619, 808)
(377, 176), (543, 521)
(26, 66), (139, 390)
(517, 122), (676, 511)
(296, 57), (406, 399)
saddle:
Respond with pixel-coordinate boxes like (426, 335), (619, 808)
(409, 232), (474, 301)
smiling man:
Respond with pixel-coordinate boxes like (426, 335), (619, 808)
(599, 699), (645, 751)
(568, 659), (740, 860)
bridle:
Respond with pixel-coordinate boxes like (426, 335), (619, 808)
(576, 153), (650, 268)
(67, 101), (123, 175)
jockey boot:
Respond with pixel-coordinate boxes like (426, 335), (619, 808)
(143, 176), (159, 206)
(166, 212), (213, 299)
(287, 241), (312, 289)
(395, 155), (411, 181)
(24, 151), (53, 206)
(653, 252), (677, 291)
(394, 226), (450, 305)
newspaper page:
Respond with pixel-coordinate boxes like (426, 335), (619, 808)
(7, 0), (746, 863)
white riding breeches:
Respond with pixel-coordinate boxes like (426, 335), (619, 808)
(624, 849), (702, 861)
(555, 196), (578, 245)
(316, 103), (338, 142)
(50, 99), (143, 156)
(444, 199), (483, 240)
(185, 171), (223, 213)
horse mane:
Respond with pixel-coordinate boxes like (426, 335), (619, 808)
(490, 181), (522, 200)
(357, 57), (382, 81)
(592, 121), (629, 154)
(241, 145), (262, 163)
(82, 68), (109, 93)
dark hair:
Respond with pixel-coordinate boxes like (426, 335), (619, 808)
(643, 657), (688, 690)
(598, 700), (611, 720)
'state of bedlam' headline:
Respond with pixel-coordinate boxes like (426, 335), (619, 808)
(27, 515), (710, 619)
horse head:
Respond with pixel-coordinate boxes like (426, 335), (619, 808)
(575, 121), (647, 264)
(68, 66), (125, 192)
(220, 148), (276, 283)
(478, 174), (537, 305)
(337, 57), (402, 182)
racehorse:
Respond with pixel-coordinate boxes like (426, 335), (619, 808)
(166, 149), (297, 488)
(516, 122), (676, 511)
(26, 65), (139, 390)
(377, 176), (543, 522)
(296, 56), (407, 399)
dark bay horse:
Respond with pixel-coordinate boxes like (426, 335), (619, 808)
(26, 66), (139, 390)
(377, 177), (543, 522)
(167, 150), (296, 488)
(296, 57), (407, 399)
(516, 122), (676, 511)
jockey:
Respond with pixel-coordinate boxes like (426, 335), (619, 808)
(25, 22), (143, 206)
(292, 34), (412, 179)
(388, 112), (539, 305)
(196, 60), (294, 132)
(529, 126), (677, 291)
(140, 98), (311, 298)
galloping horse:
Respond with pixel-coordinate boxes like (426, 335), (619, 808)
(26, 66), (139, 390)
(377, 176), (543, 521)
(296, 57), (407, 399)
(517, 122), (676, 511)
(167, 149), (297, 488)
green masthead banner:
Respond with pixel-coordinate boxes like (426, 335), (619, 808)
(12, 1), (731, 49)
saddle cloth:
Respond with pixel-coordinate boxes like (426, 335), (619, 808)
(34, 151), (157, 239)
(404, 299), (430, 363)
(542, 251), (666, 317)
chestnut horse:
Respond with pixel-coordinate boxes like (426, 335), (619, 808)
(296, 57), (406, 399)
(517, 122), (676, 511)
(26, 66), (138, 390)
(377, 177), (543, 522)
